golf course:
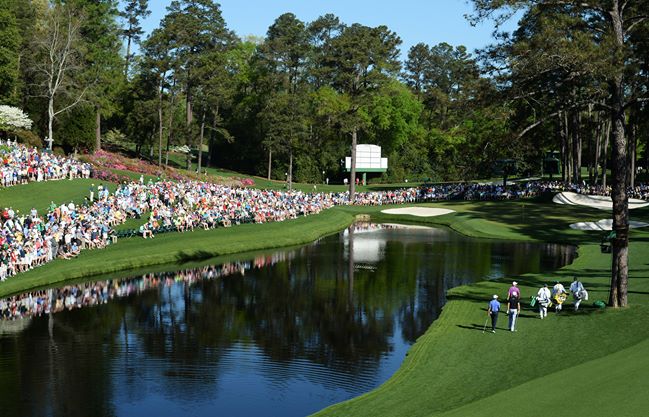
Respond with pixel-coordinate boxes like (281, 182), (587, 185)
(2, 174), (648, 416)
(3, 0), (649, 415)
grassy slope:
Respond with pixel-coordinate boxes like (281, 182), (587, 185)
(0, 179), (118, 213)
(437, 337), (649, 417)
(315, 205), (649, 417)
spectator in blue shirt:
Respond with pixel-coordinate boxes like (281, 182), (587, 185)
(487, 295), (501, 333)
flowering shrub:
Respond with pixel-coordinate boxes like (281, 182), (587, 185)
(92, 168), (131, 184)
(0, 105), (33, 131)
(83, 150), (248, 186)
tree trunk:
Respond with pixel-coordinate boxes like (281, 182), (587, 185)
(608, 4), (629, 308)
(158, 76), (164, 166)
(47, 96), (54, 151)
(206, 115), (217, 169)
(125, 34), (132, 78)
(166, 77), (176, 168)
(571, 110), (581, 183)
(349, 127), (357, 202)
(288, 148), (293, 190)
(197, 112), (205, 174)
(560, 112), (571, 182)
(628, 116), (636, 189)
(645, 129), (649, 180)
(95, 107), (101, 152)
(588, 129), (594, 184)
(267, 148), (272, 180)
(602, 119), (610, 188)
(185, 77), (193, 171)
(593, 112), (602, 185)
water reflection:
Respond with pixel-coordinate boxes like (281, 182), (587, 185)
(0, 224), (575, 417)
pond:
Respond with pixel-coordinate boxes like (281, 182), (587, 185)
(0, 223), (575, 417)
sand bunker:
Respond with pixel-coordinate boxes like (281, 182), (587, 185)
(553, 191), (649, 210)
(381, 207), (455, 217)
(570, 219), (649, 231)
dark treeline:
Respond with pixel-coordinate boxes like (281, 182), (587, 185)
(2, 1), (648, 190)
(1, 0), (522, 185)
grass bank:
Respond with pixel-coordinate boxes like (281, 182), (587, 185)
(315, 203), (649, 417)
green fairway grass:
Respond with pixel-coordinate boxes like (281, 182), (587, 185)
(313, 206), (649, 417)
(436, 336), (649, 417)
(0, 179), (117, 213)
(2, 178), (649, 417)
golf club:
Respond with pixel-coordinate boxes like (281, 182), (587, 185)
(482, 316), (489, 333)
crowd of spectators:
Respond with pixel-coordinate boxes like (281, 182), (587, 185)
(3, 139), (649, 284)
(1, 139), (91, 186)
(420, 180), (649, 201)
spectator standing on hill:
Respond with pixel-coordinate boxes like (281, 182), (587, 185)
(508, 295), (521, 331)
(487, 295), (500, 333)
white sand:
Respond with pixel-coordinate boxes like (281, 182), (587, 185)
(553, 191), (649, 210)
(569, 219), (649, 231)
(381, 207), (455, 217)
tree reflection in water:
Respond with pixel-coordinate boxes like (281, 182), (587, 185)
(0, 223), (575, 417)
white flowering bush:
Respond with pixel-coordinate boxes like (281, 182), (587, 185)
(171, 145), (191, 154)
(0, 105), (33, 131)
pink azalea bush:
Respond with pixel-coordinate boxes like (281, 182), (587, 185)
(83, 150), (250, 186)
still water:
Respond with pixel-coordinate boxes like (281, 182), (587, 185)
(0, 224), (575, 417)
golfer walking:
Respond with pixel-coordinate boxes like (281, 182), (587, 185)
(552, 280), (567, 313)
(507, 281), (521, 300)
(536, 284), (551, 319)
(570, 276), (588, 311)
(487, 295), (500, 333)
(508, 295), (521, 332)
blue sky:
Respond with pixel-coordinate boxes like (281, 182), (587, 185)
(138, 0), (514, 57)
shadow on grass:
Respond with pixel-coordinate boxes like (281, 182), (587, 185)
(175, 250), (218, 264)
(446, 200), (605, 245)
(456, 324), (490, 332)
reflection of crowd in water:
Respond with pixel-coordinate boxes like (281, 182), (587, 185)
(349, 222), (408, 233)
(0, 251), (295, 321)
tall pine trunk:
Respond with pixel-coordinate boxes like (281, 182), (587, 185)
(628, 116), (636, 188)
(185, 76), (193, 171)
(124, 33), (132, 78)
(95, 107), (101, 152)
(267, 148), (272, 180)
(608, 4), (629, 308)
(288, 148), (293, 190)
(47, 96), (55, 151)
(158, 75), (164, 166)
(571, 110), (581, 183)
(593, 112), (602, 184)
(197, 112), (205, 174)
(349, 128), (357, 201)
